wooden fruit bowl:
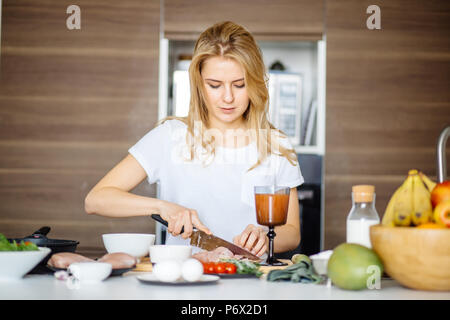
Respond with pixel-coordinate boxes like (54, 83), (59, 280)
(370, 225), (450, 291)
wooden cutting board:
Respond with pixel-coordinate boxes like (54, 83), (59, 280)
(132, 258), (292, 274)
(259, 259), (292, 274)
(134, 257), (153, 272)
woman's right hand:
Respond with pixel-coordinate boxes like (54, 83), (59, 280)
(159, 201), (211, 239)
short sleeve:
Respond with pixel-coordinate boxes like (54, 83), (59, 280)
(128, 121), (171, 184)
(275, 138), (304, 189)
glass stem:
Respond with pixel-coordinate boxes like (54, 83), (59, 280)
(267, 226), (276, 264)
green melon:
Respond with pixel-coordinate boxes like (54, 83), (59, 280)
(327, 243), (384, 290)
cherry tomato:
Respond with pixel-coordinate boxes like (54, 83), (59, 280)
(224, 263), (237, 274)
(214, 263), (226, 274)
(203, 262), (215, 274)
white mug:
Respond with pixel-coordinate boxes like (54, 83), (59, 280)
(67, 262), (112, 283)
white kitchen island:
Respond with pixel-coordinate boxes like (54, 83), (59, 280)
(1, 272), (449, 300)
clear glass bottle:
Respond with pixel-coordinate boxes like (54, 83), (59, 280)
(346, 185), (380, 248)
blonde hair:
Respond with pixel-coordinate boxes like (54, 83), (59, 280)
(159, 21), (298, 171)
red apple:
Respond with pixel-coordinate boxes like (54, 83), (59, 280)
(430, 180), (450, 208)
(433, 200), (450, 228)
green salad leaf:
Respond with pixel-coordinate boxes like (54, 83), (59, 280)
(0, 233), (39, 251)
(0, 233), (8, 244)
(220, 258), (263, 277)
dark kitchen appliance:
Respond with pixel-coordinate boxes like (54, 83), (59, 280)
(8, 226), (79, 274)
(275, 154), (323, 259)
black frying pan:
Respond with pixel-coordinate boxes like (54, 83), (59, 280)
(8, 226), (79, 274)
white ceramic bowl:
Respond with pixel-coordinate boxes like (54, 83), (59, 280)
(102, 233), (155, 258)
(68, 262), (112, 283)
(310, 250), (333, 276)
(0, 247), (51, 281)
(149, 245), (192, 263)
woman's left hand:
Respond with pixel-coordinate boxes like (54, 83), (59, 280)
(233, 224), (268, 257)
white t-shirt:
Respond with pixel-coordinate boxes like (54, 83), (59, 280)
(128, 119), (304, 246)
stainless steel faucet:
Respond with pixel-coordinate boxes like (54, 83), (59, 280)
(437, 126), (450, 183)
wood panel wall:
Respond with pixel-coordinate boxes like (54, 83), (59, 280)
(164, 0), (324, 41)
(0, 0), (160, 256)
(324, 0), (450, 249)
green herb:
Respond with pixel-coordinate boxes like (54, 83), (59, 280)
(0, 233), (39, 251)
(266, 260), (323, 284)
(220, 258), (263, 277)
(0, 233), (7, 243)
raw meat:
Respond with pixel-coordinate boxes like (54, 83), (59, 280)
(48, 252), (94, 268)
(192, 246), (243, 263)
(48, 252), (137, 270)
(98, 253), (137, 269)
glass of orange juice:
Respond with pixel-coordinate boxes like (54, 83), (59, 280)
(254, 185), (290, 266)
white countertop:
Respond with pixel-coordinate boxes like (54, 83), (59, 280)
(1, 272), (449, 300)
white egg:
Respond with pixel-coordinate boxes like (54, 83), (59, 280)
(153, 260), (182, 282)
(181, 258), (204, 282)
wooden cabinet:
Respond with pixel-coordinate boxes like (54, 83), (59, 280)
(164, 0), (325, 40)
(324, 0), (450, 250)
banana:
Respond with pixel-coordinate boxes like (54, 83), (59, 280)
(419, 171), (437, 193)
(393, 172), (415, 226)
(411, 173), (432, 226)
(382, 186), (402, 226)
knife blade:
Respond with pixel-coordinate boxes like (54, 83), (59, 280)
(151, 214), (260, 261)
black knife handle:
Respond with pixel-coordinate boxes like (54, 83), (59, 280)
(151, 214), (185, 233)
(151, 214), (167, 226)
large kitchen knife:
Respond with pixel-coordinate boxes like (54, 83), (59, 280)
(151, 214), (260, 261)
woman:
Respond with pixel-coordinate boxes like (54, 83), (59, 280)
(84, 21), (304, 257)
